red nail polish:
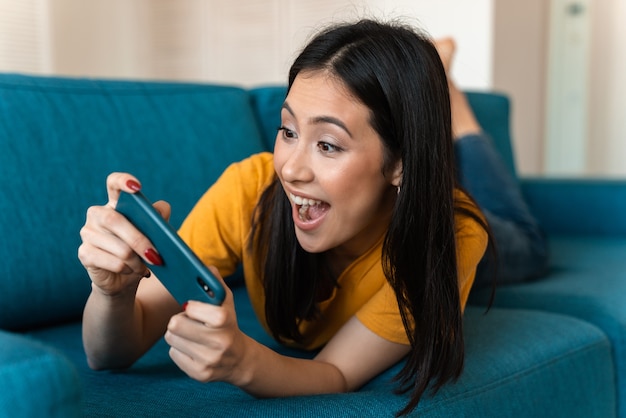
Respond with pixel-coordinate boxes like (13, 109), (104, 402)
(144, 248), (163, 266)
(182, 302), (188, 311)
(126, 179), (141, 192)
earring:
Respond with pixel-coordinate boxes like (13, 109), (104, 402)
(397, 186), (400, 195)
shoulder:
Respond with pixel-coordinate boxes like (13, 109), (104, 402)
(214, 152), (276, 199)
(225, 152), (275, 185)
(453, 187), (479, 211)
(233, 151), (274, 173)
(180, 152), (275, 227)
(453, 188), (488, 249)
(454, 188), (485, 225)
(452, 188), (489, 307)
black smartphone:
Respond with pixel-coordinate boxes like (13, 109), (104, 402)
(115, 190), (225, 306)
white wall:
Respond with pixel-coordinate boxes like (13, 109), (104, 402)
(350, 0), (494, 90)
(588, 0), (626, 177)
(0, 0), (51, 73)
(1, 0), (493, 86)
(493, 0), (549, 175)
(47, 0), (150, 78)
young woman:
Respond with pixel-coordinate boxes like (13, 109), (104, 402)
(78, 20), (488, 415)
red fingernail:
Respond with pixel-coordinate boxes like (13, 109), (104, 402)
(144, 248), (163, 266)
(126, 179), (141, 192)
(182, 302), (188, 311)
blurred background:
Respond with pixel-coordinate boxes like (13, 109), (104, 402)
(1, 0), (624, 178)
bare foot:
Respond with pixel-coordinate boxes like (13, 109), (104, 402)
(434, 38), (482, 139)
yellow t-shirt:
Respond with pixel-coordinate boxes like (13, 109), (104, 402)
(178, 152), (488, 350)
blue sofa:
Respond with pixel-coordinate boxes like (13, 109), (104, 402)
(1, 73), (624, 417)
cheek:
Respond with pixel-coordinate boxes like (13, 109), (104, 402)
(272, 131), (282, 154)
(272, 141), (286, 175)
(328, 168), (386, 209)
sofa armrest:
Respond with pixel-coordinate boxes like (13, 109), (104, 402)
(0, 331), (81, 417)
(521, 177), (626, 236)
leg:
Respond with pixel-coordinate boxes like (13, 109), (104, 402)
(455, 134), (549, 287)
(436, 39), (549, 288)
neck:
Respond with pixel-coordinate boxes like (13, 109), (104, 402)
(326, 229), (387, 279)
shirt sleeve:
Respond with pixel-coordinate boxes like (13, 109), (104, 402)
(355, 281), (409, 345)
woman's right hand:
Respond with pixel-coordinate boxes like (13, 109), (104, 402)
(78, 173), (171, 297)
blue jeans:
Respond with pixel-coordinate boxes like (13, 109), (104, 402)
(455, 134), (549, 289)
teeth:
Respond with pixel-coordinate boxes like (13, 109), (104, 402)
(299, 203), (309, 221)
(289, 193), (321, 207)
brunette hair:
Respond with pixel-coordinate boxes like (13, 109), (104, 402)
(250, 19), (487, 415)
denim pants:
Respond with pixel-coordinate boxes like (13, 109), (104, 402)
(455, 134), (549, 289)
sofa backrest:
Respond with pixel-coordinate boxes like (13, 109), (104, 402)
(0, 74), (515, 331)
(0, 74), (267, 330)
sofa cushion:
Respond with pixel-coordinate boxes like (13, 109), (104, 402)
(26, 287), (615, 417)
(0, 74), (267, 330)
(0, 330), (81, 417)
(471, 236), (626, 417)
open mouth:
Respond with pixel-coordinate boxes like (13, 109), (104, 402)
(289, 193), (330, 222)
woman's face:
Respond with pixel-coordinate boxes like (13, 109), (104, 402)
(274, 71), (401, 262)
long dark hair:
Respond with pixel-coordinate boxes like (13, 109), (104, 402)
(250, 19), (486, 415)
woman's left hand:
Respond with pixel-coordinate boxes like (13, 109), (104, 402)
(164, 267), (249, 385)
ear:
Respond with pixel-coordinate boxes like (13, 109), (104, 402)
(390, 159), (403, 188)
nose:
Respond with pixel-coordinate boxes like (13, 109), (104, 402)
(279, 141), (315, 185)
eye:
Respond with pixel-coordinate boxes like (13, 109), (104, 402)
(317, 141), (342, 154)
(277, 126), (297, 140)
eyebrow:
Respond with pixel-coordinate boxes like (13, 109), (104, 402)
(282, 102), (353, 138)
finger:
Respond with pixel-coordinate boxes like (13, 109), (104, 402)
(165, 317), (230, 381)
(85, 204), (162, 267)
(184, 301), (229, 329)
(153, 200), (172, 223)
(78, 241), (132, 275)
(168, 345), (220, 383)
(79, 223), (147, 274)
(105, 172), (142, 208)
(166, 314), (212, 347)
(166, 315), (224, 363)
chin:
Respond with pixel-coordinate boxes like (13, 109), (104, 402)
(294, 233), (330, 254)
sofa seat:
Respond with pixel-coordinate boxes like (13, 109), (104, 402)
(472, 236), (626, 417)
(22, 286), (615, 417)
(0, 331), (82, 417)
